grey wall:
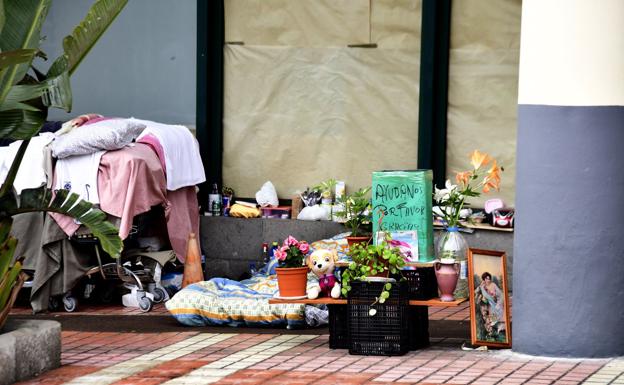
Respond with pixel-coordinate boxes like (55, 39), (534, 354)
(514, 105), (624, 357)
(40, 0), (197, 125)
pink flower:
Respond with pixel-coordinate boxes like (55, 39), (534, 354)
(285, 235), (299, 247)
(298, 242), (310, 254)
(274, 249), (287, 261)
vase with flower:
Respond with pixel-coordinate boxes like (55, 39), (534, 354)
(274, 236), (310, 298)
(434, 150), (502, 300)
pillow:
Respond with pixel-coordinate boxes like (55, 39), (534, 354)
(51, 119), (145, 158)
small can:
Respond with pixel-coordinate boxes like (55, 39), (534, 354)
(222, 196), (230, 216)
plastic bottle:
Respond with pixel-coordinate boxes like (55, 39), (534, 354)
(270, 241), (279, 258)
(261, 242), (269, 265)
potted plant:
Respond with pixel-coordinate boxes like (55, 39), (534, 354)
(274, 236), (310, 298)
(433, 150), (503, 300)
(0, 0), (126, 329)
(340, 234), (407, 314)
(334, 187), (372, 247)
(313, 179), (337, 202)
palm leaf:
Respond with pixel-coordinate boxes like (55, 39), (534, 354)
(0, 109), (45, 140)
(0, 0), (5, 36)
(0, 258), (21, 309)
(10, 186), (123, 258)
(47, 0), (128, 77)
(0, 71), (72, 112)
(0, 0), (51, 105)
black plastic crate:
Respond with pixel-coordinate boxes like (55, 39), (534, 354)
(328, 304), (349, 349)
(347, 280), (409, 356)
(408, 306), (430, 350)
(401, 267), (438, 300)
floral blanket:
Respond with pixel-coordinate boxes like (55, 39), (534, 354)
(166, 274), (318, 328)
(166, 232), (350, 328)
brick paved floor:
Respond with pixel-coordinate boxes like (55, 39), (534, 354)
(13, 330), (623, 385)
(12, 299), (624, 384)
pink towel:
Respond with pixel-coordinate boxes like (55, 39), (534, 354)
(137, 134), (166, 173)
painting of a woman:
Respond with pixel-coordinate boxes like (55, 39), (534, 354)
(474, 272), (506, 341)
(468, 249), (511, 347)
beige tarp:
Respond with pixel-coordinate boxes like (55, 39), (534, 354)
(223, 0), (421, 198)
(223, 46), (419, 198)
(447, 0), (521, 207)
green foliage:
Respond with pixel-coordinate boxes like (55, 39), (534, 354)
(313, 178), (336, 199)
(0, 0), (127, 327)
(340, 234), (407, 308)
(334, 186), (372, 236)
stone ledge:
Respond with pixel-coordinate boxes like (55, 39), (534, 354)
(0, 319), (61, 385)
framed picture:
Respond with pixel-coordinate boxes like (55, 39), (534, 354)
(468, 249), (511, 348)
(374, 230), (419, 262)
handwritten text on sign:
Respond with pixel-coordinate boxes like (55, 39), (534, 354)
(372, 171), (434, 261)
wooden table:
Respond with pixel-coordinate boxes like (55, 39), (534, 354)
(268, 297), (466, 306)
(269, 296), (467, 351)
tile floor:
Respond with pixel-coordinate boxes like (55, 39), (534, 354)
(11, 301), (624, 385)
(13, 329), (624, 385)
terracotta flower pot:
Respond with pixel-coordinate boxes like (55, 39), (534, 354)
(434, 260), (460, 302)
(275, 267), (309, 297)
(346, 235), (371, 249)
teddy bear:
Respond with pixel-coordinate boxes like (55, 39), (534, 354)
(306, 249), (341, 299)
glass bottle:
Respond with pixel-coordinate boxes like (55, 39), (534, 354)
(208, 183), (222, 216)
(435, 226), (468, 299)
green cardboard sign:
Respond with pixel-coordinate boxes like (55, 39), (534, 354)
(372, 170), (434, 262)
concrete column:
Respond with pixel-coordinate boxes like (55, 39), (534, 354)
(514, 0), (624, 357)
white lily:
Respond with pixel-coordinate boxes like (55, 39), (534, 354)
(434, 179), (458, 203)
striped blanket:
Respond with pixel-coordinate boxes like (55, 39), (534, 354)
(166, 274), (317, 328)
(166, 233), (350, 328)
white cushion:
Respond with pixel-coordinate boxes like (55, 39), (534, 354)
(51, 119), (145, 159)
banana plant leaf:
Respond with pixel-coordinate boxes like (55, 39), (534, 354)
(4, 186), (123, 258)
(47, 0), (128, 77)
(1, 71), (71, 112)
(0, 0), (51, 105)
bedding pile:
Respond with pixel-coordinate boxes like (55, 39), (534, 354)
(166, 233), (352, 328)
(166, 275), (318, 328)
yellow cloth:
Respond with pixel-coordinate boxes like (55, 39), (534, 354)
(229, 203), (261, 218)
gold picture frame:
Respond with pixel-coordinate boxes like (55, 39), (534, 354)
(468, 248), (512, 348)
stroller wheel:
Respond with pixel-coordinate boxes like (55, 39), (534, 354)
(151, 287), (166, 304)
(138, 296), (152, 312)
(63, 295), (77, 312)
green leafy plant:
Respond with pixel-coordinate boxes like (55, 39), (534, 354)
(0, 0), (128, 329)
(313, 178), (336, 200)
(334, 186), (372, 237)
(340, 234), (407, 312)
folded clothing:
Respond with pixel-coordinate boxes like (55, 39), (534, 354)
(229, 203), (261, 218)
(51, 118), (145, 159)
(133, 118), (205, 190)
(53, 151), (104, 204)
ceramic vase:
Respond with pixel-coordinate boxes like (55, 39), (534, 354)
(436, 227), (468, 299)
(434, 260), (460, 302)
(275, 267), (309, 297)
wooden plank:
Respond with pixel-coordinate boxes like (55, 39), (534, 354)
(335, 261), (434, 268)
(433, 220), (514, 233)
(268, 297), (467, 307)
